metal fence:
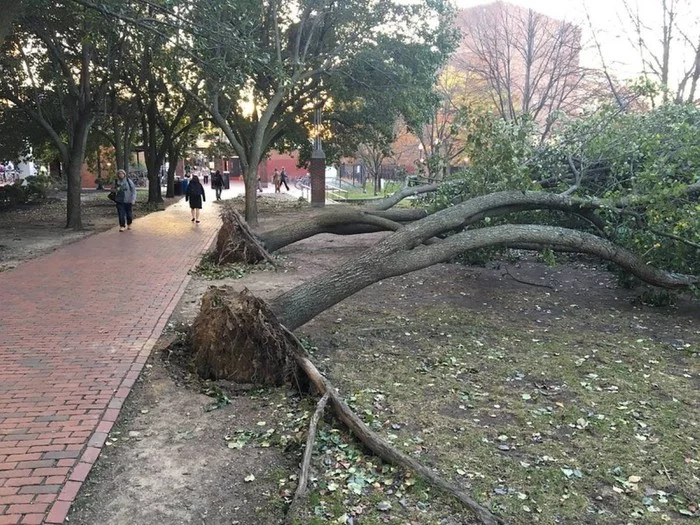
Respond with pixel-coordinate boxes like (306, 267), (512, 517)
(338, 163), (407, 188)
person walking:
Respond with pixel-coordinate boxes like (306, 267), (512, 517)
(114, 169), (137, 232)
(212, 170), (224, 200)
(185, 175), (206, 223)
(279, 168), (290, 191)
(272, 168), (281, 193)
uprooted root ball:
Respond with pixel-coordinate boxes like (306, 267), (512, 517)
(215, 206), (272, 264)
(190, 286), (306, 388)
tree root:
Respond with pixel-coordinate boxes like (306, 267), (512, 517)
(284, 392), (330, 525)
(189, 290), (504, 523)
(280, 326), (507, 525)
(215, 206), (274, 265)
(189, 287), (306, 389)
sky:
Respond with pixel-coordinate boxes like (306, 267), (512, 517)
(452, 0), (700, 85)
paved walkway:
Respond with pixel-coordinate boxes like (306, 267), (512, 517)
(0, 198), (220, 524)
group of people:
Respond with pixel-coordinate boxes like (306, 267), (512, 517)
(272, 168), (290, 192)
(112, 166), (292, 229)
(111, 169), (208, 229)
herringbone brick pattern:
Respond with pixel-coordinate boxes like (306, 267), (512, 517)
(0, 200), (220, 524)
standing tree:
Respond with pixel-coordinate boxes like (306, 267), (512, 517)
(455, 2), (585, 140)
(407, 66), (482, 180)
(621, 0), (700, 104)
(315, 30), (457, 194)
(187, 0), (456, 226)
(0, 0), (122, 228)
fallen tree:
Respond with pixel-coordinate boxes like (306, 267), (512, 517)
(203, 188), (698, 371)
(215, 188), (618, 264)
(214, 184), (436, 263)
(190, 189), (697, 524)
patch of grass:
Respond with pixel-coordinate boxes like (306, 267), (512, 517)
(306, 304), (699, 524)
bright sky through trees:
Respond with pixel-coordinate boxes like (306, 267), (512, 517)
(454, 0), (700, 85)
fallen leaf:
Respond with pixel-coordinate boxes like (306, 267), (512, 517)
(376, 501), (392, 511)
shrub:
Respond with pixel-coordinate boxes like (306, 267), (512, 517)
(0, 181), (27, 205)
(23, 175), (52, 202)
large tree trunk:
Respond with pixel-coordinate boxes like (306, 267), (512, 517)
(243, 163), (260, 227)
(166, 147), (178, 198)
(65, 117), (92, 230)
(221, 189), (598, 261)
(268, 224), (697, 331)
(65, 157), (84, 230)
(143, 103), (164, 204)
(195, 191), (698, 379)
(257, 208), (411, 252)
(214, 184), (438, 263)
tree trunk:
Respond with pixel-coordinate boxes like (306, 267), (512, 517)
(113, 135), (124, 172)
(227, 189), (595, 260)
(143, 103), (164, 204)
(65, 156), (84, 230)
(96, 155), (103, 190)
(243, 163), (259, 227)
(257, 208), (411, 252)
(65, 117), (92, 230)
(166, 148), (178, 199)
(269, 224), (697, 331)
(214, 184), (436, 263)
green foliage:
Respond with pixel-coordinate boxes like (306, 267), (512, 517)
(428, 102), (700, 275)
(551, 103), (700, 275)
(23, 174), (52, 202)
(0, 175), (52, 206)
(426, 107), (536, 211)
(0, 181), (26, 206)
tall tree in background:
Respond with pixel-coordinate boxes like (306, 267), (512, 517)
(408, 66), (481, 180)
(622, 0), (700, 104)
(455, 3), (584, 140)
(190, 0), (456, 226)
(0, 1), (122, 228)
(317, 27), (458, 193)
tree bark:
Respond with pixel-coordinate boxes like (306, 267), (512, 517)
(257, 208), (406, 252)
(255, 190), (597, 255)
(243, 162), (260, 226)
(367, 183), (439, 211)
(143, 101), (164, 204)
(166, 147), (178, 198)
(65, 115), (93, 230)
(268, 194), (697, 330)
(65, 156), (84, 230)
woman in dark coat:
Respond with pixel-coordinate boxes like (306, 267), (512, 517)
(185, 175), (206, 223)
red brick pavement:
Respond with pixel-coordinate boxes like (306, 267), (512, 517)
(0, 200), (220, 524)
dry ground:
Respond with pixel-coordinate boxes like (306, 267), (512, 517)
(2, 195), (698, 524)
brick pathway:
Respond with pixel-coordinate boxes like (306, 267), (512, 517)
(0, 199), (220, 524)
